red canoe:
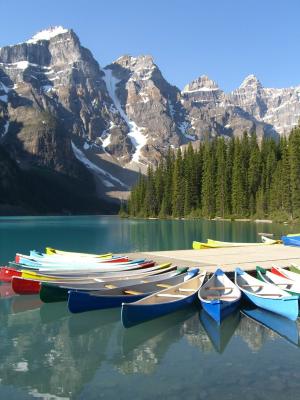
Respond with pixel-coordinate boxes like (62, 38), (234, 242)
(12, 276), (41, 295)
(271, 267), (288, 278)
(0, 267), (22, 283)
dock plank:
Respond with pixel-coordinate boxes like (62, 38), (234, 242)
(126, 244), (300, 273)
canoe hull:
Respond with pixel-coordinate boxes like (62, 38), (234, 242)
(201, 299), (240, 324)
(241, 291), (298, 321)
(121, 293), (197, 328)
(0, 267), (21, 283)
(12, 277), (41, 295)
(289, 265), (300, 275)
(68, 291), (149, 313)
(40, 284), (69, 303)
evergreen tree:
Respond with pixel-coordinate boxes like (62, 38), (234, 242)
(172, 148), (184, 217)
(215, 137), (227, 218)
(231, 138), (248, 216)
(289, 127), (300, 217)
(248, 133), (261, 215)
(201, 139), (216, 218)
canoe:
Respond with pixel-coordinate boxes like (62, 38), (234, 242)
(21, 262), (172, 281)
(199, 309), (241, 353)
(15, 255), (142, 268)
(192, 241), (211, 250)
(198, 268), (241, 323)
(28, 251), (128, 264)
(68, 269), (200, 313)
(45, 247), (112, 258)
(235, 268), (298, 320)
(271, 266), (300, 284)
(18, 261), (167, 281)
(289, 265), (300, 275)
(12, 276), (41, 295)
(121, 271), (207, 328)
(241, 307), (299, 347)
(11, 259), (152, 274)
(256, 266), (300, 297)
(0, 267), (22, 283)
(208, 237), (279, 246)
(40, 267), (188, 303)
(11, 261), (164, 295)
(281, 236), (300, 247)
(193, 237), (279, 250)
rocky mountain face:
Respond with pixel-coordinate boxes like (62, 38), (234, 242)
(1, 26), (300, 211)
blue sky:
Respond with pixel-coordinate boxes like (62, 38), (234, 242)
(1, 0), (299, 92)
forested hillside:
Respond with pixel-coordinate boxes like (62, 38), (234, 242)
(126, 126), (300, 221)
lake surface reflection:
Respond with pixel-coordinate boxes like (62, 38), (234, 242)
(1, 216), (300, 399)
(0, 295), (300, 400)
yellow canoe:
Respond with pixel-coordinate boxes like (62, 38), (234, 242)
(192, 241), (214, 250)
(193, 236), (280, 250)
(207, 237), (279, 246)
(287, 233), (300, 237)
(45, 247), (112, 258)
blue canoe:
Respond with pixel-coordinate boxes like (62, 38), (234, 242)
(199, 309), (241, 353)
(198, 268), (241, 324)
(68, 268), (200, 313)
(281, 235), (300, 247)
(235, 268), (299, 321)
(241, 307), (299, 347)
(121, 272), (206, 328)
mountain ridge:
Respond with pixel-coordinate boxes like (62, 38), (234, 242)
(1, 26), (300, 212)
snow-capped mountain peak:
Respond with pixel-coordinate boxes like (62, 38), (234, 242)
(27, 26), (69, 43)
(239, 74), (262, 89)
(183, 75), (219, 93)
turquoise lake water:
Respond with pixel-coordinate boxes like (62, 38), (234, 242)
(1, 216), (300, 399)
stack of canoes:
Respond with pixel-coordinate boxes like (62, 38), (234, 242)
(192, 236), (280, 250)
(1, 246), (300, 327)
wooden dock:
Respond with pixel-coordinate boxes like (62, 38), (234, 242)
(127, 244), (300, 273)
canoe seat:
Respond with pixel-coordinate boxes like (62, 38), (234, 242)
(204, 296), (240, 300)
(178, 288), (194, 292)
(241, 284), (263, 288)
(156, 293), (186, 298)
(156, 284), (172, 288)
(205, 287), (232, 290)
(105, 284), (116, 289)
(123, 290), (143, 295)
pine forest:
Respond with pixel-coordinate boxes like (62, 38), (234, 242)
(124, 126), (300, 222)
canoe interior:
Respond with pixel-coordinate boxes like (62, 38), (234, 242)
(199, 271), (241, 302)
(132, 273), (206, 305)
(236, 270), (290, 298)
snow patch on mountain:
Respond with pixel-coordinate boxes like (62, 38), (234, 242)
(27, 26), (68, 43)
(71, 142), (128, 188)
(0, 81), (10, 102)
(102, 67), (147, 164)
(1, 120), (9, 137)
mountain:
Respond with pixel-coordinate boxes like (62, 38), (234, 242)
(1, 26), (300, 213)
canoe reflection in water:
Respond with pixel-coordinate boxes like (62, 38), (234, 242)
(241, 307), (300, 347)
(199, 309), (241, 353)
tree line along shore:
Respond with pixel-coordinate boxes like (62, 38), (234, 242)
(121, 125), (300, 223)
